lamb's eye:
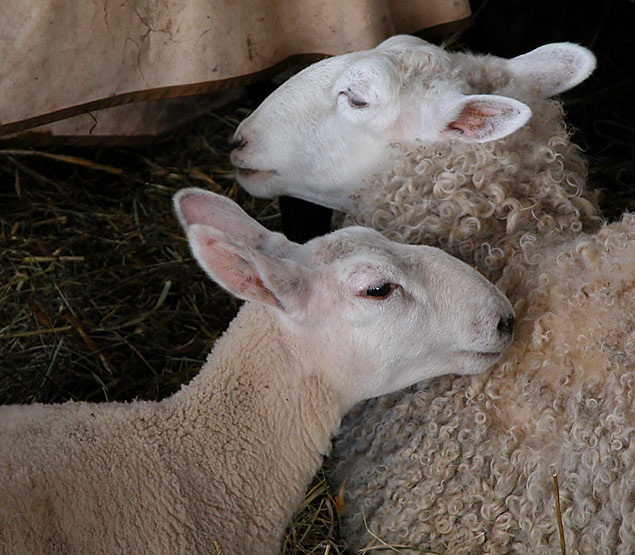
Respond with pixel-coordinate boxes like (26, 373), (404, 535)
(363, 283), (396, 298)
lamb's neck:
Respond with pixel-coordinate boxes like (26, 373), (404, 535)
(165, 303), (340, 551)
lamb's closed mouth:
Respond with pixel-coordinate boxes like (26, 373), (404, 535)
(463, 350), (502, 360)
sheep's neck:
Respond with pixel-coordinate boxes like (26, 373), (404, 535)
(352, 105), (601, 285)
(165, 303), (339, 553)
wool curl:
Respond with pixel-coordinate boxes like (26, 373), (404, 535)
(333, 215), (635, 554)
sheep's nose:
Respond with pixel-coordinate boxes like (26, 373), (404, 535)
(497, 314), (515, 339)
(232, 133), (247, 149)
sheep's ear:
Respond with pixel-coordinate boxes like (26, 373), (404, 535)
(174, 188), (269, 249)
(439, 94), (532, 143)
(508, 42), (596, 97)
(187, 224), (309, 311)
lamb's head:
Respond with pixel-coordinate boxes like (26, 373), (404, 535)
(174, 188), (514, 411)
(231, 35), (595, 211)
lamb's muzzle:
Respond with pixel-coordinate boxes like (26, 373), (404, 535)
(475, 309), (515, 352)
(461, 297), (515, 363)
(231, 132), (247, 149)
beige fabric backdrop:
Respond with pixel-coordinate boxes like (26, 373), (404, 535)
(0, 0), (471, 143)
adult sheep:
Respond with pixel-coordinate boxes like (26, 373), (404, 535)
(231, 36), (599, 280)
(230, 36), (635, 552)
(0, 189), (514, 554)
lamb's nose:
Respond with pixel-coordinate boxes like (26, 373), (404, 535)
(497, 315), (515, 338)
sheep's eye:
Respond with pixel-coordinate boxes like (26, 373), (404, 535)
(363, 283), (396, 298)
(340, 90), (368, 109)
(349, 95), (368, 108)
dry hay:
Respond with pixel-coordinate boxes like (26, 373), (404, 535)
(0, 106), (343, 553)
(1, 109), (257, 404)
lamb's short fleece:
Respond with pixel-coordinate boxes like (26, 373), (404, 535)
(0, 189), (513, 554)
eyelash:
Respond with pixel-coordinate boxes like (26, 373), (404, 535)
(340, 90), (368, 109)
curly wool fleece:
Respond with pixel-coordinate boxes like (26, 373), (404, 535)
(349, 97), (600, 283)
(332, 215), (635, 554)
(331, 79), (635, 551)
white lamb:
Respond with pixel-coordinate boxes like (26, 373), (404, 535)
(0, 188), (514, 554)
(229, 36), (635, 552)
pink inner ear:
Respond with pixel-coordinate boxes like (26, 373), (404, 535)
(194, 233), (280, 308)
(448, 103), (502, 137)
(180, 194), (222, 227)
(179, 192), (266, 245)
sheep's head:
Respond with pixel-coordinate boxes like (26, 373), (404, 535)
(231, 36), (595, 211)
(174, 188), (514, 411)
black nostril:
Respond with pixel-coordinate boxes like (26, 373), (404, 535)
(497, 315), (515, 337)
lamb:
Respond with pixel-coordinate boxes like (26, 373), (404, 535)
(228, 36), (635, 552)
(0, 188), (514, 554)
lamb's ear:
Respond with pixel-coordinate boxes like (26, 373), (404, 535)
(438, 94), (532, 143)
(508, 42), (596, 97)
(174, 188), (270, 249)
(187, 224), (309, 312)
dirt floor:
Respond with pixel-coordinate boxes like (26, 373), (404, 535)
(1, 1), (633, 552)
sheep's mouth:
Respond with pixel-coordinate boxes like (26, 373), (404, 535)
(234, 167), (277, 179)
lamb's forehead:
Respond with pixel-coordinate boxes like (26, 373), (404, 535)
(266, 40), (513, 108)
(307, 227), (417, 268)
(331, 43), (513, 98)
(391, 46), (516, 95)
(390, 44), (454, 78)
